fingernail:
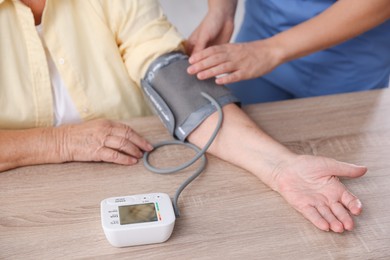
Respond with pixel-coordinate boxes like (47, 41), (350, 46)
(147, 144), (154, 151)
(348, 163), (367, 168)
(216, 78), (223, 85)
(355, 199), (362, 208)
(130, 158), (138, 164)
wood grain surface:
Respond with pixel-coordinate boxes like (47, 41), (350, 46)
(1, 89), (389, 259)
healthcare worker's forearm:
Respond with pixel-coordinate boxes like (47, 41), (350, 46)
(208, 0), (237, 18)
(186, 0), (238, 54)
(268, 0), (390, 64)
(187, 104), (296, 190)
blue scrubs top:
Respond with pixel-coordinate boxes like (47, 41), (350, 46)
(229, 0), (390, 104)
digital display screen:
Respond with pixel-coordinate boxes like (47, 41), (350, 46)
(118, 203), (158, 225)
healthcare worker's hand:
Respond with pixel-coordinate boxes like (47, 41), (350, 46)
(272, 155), (367, 232)
(187, 40), (283, 85)
(61, 119), (153, 165)
(185, 0), (237, 55)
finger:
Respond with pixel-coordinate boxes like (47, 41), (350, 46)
(196, 62), (235, 80)
(189, 46), (223, 64)
(187, 31), (208, 55)
(185, 39), (207, 55)
(110, 122), (153, 152)
(300, 205), (330, 232)
(317, 205), (344, 233)
(183, 40), (194, 55)
(330, 202), (354, 231)
(104, 135), (143, 159)
(188, 53), (228, 75)
(325, 160), (367, 179)
(192, 41), (208, 55)
(215, 70), (242, 85)
(97, 147), (138, 165)
(341, 190), (363, 216)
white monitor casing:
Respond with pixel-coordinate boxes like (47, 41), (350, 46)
(101, 193), (176, 247)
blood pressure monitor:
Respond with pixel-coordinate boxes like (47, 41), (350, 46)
(100, 54), (226, 247)
(101, 193), (176, 247)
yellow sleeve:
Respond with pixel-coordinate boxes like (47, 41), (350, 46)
(99, 0), (185, 85)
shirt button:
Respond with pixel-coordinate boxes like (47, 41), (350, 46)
(59, 58), (65, 65)
(83, 107), (89, 113)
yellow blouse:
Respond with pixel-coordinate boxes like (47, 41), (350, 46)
(0, 0), (184, 128)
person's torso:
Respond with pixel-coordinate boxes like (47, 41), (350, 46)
(0, 0), (154, 129)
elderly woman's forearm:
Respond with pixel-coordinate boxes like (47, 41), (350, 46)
(0, 128), (65, 172)
(187, 104), (297, 189)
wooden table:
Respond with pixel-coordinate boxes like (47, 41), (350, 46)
(1, 89), (389, 259)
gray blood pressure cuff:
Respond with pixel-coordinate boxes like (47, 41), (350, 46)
(141, 52), (239, 141)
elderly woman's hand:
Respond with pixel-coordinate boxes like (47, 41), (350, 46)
(272, 155), (367, 232)
(60, 119), (153, 165)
